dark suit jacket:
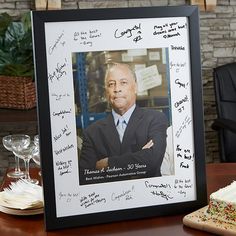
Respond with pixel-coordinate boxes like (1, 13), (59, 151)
(79, 106), (168, 185)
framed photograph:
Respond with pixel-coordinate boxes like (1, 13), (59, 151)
(31, 5), (207, 230)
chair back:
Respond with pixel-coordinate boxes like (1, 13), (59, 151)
(213, 62), (236, 162)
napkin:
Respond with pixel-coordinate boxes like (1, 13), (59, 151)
(0, 179), (43, 210)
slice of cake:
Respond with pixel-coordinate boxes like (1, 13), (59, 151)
(207, 181), (236, 225)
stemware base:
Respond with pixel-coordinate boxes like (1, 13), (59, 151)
(24, 178), (39, 185)
(7, 170), (25, 179)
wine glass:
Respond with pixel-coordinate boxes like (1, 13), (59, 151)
(32, 134), (41, 176)
(2, 134), (30, 178)
(13, 141), (39, 185)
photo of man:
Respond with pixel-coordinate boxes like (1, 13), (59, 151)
(77, 60), (169, 185)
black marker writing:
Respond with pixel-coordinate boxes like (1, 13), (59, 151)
(184, 149), (192, 160)
(153, 22), (187, 39)
(150, 190), (173, 200)
(80, 192), (106, 208)
(114, 23), (142, 43)
(62, 125), (71, 136)
(178, 190), (186, 197)
(54, 144), (74, 156)
(174, 95), (189, 113)
(89, 29), (102, 39)
(80, 41), (92, 47)
(163, 32), (180, 39)
(54, 133), (62, 142)
(175, 144), (194, 169)
(145, 181), (171, 189)
(56, 160), (72, 176)
(171, 45), (185, 51)
(175, 79), (188, 89)
(74, 31), (86, 41)
(176, 144), (181, 152)
(53, 109), (71, 119)
(170, 22), (178, 28)
(180, 162), (189, 168)
(133, 34), (142, 43)
(115, 23), (141, 38)
(174, 178), (193, 197)
(48, 59), (67, 83)
(74, 29), (101, 47)
(145, 180), (173, 200)
(53, 125), (71, 142)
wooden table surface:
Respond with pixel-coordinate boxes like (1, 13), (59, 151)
(0, 163), (235, 236)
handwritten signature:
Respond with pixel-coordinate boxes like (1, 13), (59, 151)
(169, 61), (186, 73)
(48, 59), (67, 83)
(53, 125), (71, 142)
(54, 144), (74, 156)
(153, 22), (185, 39)
(51, 93), (70, 101)
(114, 23), (142, 43)
(150, 190), (173, 200)
(175, 79), (189, 89)
(174, 95), (189, 112)
(80, 192), (106, 208)
(48, 31), (65, 55)
(53, 109), (71, 119)
(111, 186), (135, 201)
(175, 116), (192, 138)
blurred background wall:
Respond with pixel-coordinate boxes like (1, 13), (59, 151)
(0, 0), (235, 175)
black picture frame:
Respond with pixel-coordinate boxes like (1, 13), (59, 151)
(31, 5), (207, 231)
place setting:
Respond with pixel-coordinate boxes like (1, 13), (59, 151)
(0, 134), (43, 215)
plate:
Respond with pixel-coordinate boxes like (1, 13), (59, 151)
(0, 204), (44, 216)
(0, 196), (43, 210)
(0, 179), (44, 215)
(183, 206), (236, 235)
